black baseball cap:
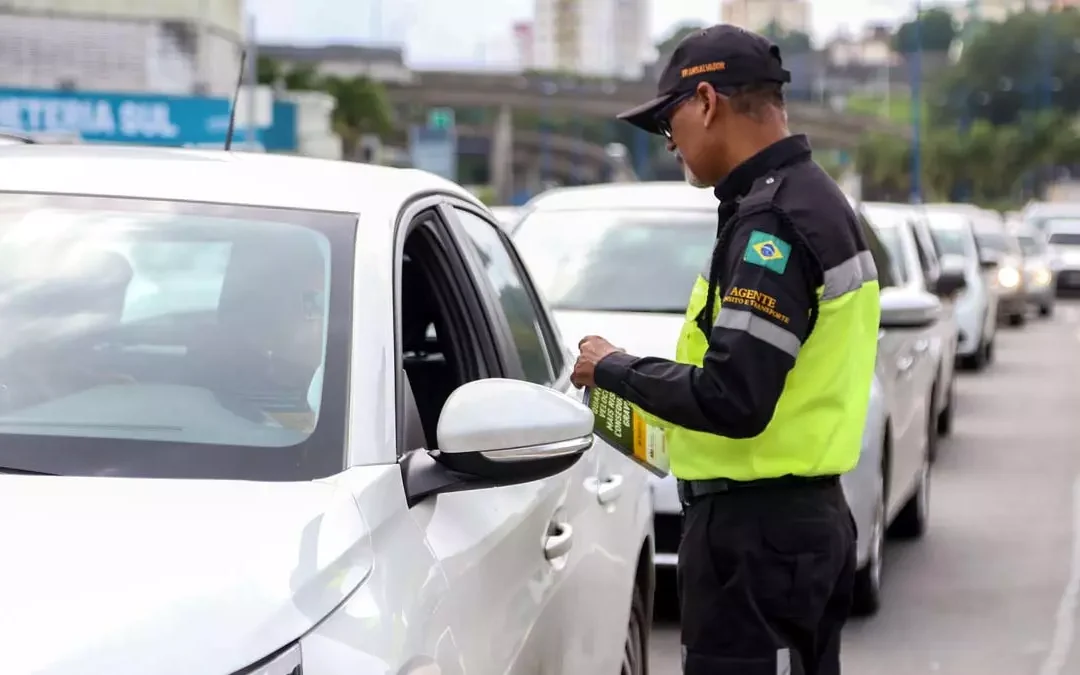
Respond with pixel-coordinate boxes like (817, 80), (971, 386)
(617, 24), (792, 135)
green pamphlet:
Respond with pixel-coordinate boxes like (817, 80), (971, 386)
(584, 388), (670, 478)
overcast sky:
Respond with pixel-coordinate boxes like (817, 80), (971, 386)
(248, 0), (960, 68)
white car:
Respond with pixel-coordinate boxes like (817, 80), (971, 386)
(0, 145), (654, 675)
(510, 182), (943, 616)
(488, 206), (521, 231)
(922, 208), (1000, 370)
(862, 202), (963, 442)
(1043, 215), (1080, 292)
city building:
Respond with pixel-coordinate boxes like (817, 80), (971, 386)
(0, 0), (245, 95)
(720, 0), (811, 35)
(826, 25), (898, 68)
(532, 0), (651, 79)
(512, 21), (535, 70)
(257, 44), (413, 84)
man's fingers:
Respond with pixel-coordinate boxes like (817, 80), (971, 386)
(578, 334), (604, 350)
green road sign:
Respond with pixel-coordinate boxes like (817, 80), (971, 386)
(427, 108), (454, 131)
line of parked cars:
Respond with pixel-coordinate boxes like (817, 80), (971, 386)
(505, 183), (1064, 618)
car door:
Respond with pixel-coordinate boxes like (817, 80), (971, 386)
(909, 219), (957, 416)
(389, 204), (569, 674)
(447, 204), (616, 675)
(860, 213), (920, 510)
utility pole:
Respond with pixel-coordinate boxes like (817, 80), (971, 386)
(246, 14), (258, 150)
(910, 0), (923, 203)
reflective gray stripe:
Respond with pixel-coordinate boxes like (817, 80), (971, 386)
(714, 307), (801, 357)
(777, 647), (791, 675)
(821, 250), (878, 300)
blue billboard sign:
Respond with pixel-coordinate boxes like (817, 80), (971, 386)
(0, 87), (296, 150)
(409, 125), (457, 181)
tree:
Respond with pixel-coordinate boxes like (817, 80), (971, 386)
(854, 109), (1080, 205)
(892, 8), (957, 54)
(256, 56), (282, 86)
(321, 75), (394, 157)
(656, 22), (705, 56)
(934, 9), (1080, 126)
(761, 21), (812, 53)
(250, 57), (394, 159)
(282, 64), (321, 91)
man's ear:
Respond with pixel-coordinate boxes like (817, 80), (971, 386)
(697, 82), (722, 128)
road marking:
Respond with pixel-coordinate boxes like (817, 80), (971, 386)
(1038, 475), (1080, 675)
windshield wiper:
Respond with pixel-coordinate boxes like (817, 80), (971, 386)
(0, 466), (57, 476)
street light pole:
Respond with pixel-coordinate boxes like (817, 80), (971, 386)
(910, 0), (923, 203)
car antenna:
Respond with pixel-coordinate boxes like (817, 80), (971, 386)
(224, 48), (248, 151)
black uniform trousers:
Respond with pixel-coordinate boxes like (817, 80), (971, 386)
(677, 476), (857, 675)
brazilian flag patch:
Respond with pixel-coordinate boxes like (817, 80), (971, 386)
(743, 230), (791, 274)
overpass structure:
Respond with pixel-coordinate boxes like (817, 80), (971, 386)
(455, 124), (628, 187)
(385, 71), (909, 201)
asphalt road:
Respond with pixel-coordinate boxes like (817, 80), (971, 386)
(648, 299), (1080, 675)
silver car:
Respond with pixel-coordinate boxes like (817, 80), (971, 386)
(0, 146), (654, 675)
(923, 209), (999, 370)
(511, 182), (947, 616)
(972, 225), (1029, 325)
(1012, 227), (1056, 316)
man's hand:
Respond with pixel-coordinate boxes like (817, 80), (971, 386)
(571, 335), (622, 388)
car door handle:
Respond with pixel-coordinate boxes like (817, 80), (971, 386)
(897, 355), (914, 373)
(544, 521), (574, 560)
(596, 474), (624, 505)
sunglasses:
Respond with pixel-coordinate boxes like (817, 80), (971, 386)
(654, 92), (697, 139)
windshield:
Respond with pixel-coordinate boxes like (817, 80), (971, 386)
(1049, 231), (1080, 246)
(974, 231), (1009, 253)
(1017, 235), (1044, 256)
(870, 225), (909, 283)
(512, 209), (714, 313)
(0, 193), (354, 480)
(928, 226), (970, 258)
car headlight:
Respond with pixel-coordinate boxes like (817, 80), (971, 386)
(997, 266), (1021, 288)
(1032, 266), (1052, 286)
(234, 644), (302, 675)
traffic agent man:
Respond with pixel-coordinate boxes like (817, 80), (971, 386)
(571, 24), (881, 675)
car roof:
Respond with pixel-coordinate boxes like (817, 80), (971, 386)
(925, 203), (1005, 230)
(862, 202), (916, 227)
(921, 208), (972, 231)
(1024, 201), (1080, 219)
(1046, 217), (1080, 234)
(524, 182), (719, 212)
(0, 145), (481, 214)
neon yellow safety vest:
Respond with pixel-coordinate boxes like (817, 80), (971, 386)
(643, 252), (880, 482)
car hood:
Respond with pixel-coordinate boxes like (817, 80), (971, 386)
(0, 472), (375, 675)
(552, 309), (686, 358)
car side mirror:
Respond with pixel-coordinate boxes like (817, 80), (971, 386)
(880, 289), (941, 329)
(934, 254), (967, 297)
(400, 379), (594, 506)
(979, 250), (1001, 269)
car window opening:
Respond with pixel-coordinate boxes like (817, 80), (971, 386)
(400, 221), (483, 450)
